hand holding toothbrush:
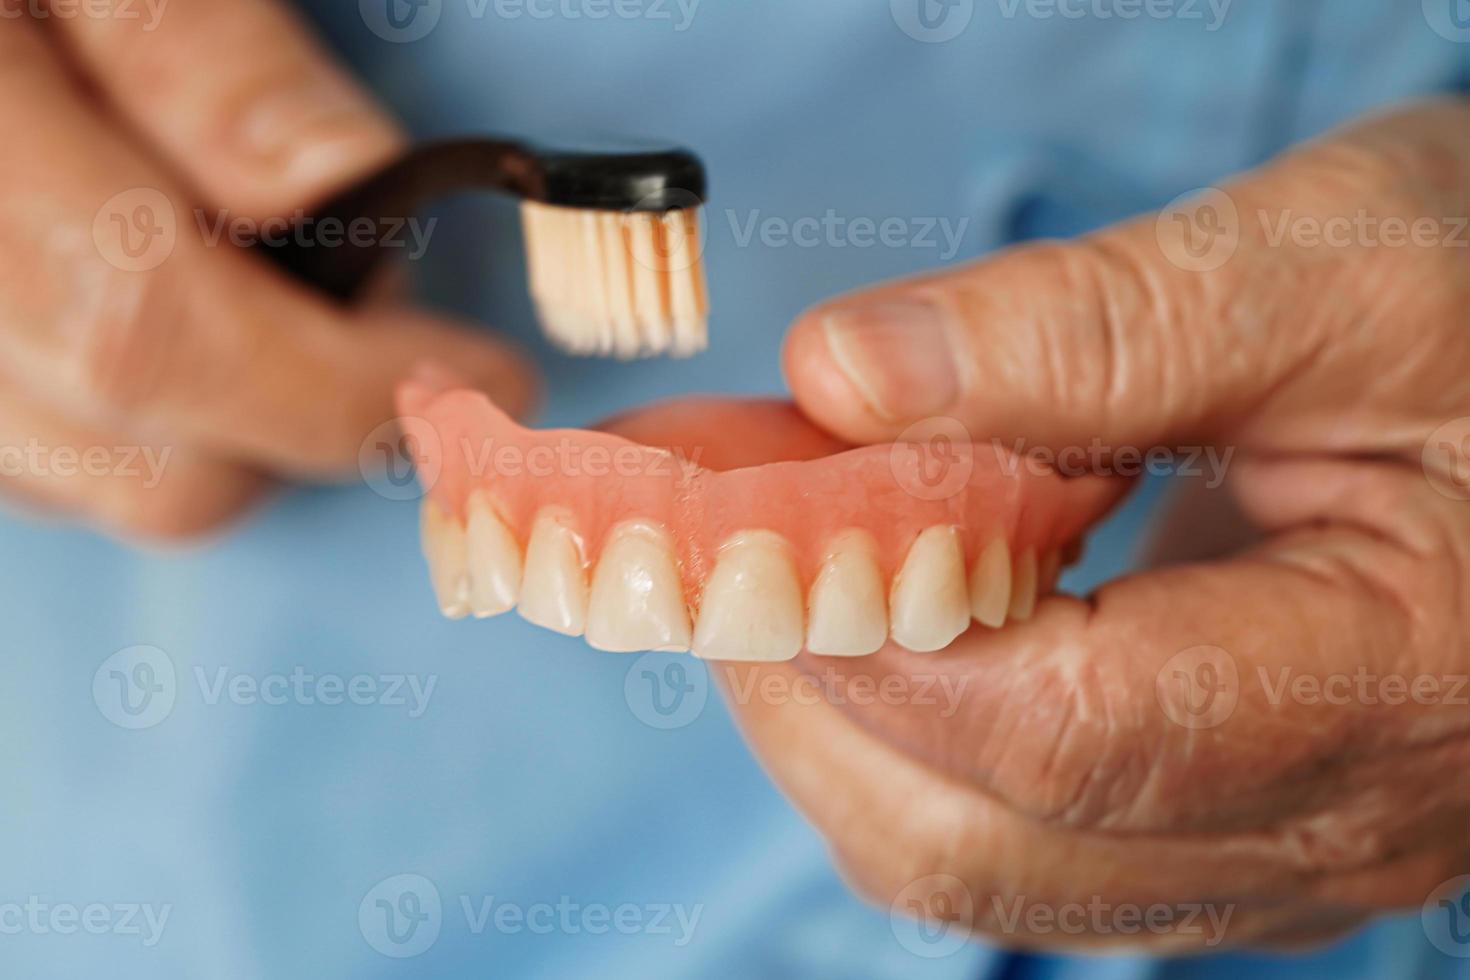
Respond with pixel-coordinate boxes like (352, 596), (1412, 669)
(0, 0), (536, 537)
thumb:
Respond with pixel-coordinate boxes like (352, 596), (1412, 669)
(782, 197), (1308, 454)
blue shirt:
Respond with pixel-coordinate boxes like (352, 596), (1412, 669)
(7, 0), (1470, 976)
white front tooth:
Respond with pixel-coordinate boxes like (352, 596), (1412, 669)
(693, 531), (804, 662)
(422, 500), (471, 619)
(807, 529), (888, 656)
(969, 536), (1012, 629)
(1039, 550), (1062, 595)
(1009, 548), (1039, 622)
(465, 490), (522, 618)
(890, 526), (970, 652)
(586, 520), (692, 653)
(518, 507), (589, 636)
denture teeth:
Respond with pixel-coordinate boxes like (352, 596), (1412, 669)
(465, 490), (523, 618)
(806, 529), (889, 657)
(586, 520), (693, 653)
(422, 500), (471, 619)
(1008, 548), (1039, 622)
(517, 507), (589, 637)
(890, 526), (971, 653)
(692, 531), (804, 662)
(969, 536), (1013, 629)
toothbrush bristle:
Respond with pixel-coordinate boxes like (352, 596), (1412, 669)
(521, 201), (708, 359)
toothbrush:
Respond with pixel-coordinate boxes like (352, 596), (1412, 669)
(258, 137), (709, 359)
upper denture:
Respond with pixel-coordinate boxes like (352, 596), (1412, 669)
(401, 383), (1124, 659)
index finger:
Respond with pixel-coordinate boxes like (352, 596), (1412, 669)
(0, 28), (535, 477)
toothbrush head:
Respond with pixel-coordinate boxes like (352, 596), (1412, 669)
(518, 141), (708, 359)
(259, 136), (710, 359)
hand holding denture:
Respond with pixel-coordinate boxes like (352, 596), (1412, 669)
(411, 98), (1470, 951)
(717, 99), (1470, 951)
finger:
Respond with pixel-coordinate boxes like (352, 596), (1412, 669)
(782, 101), (1470, 455)
(800, 473), (1464, 846)
(0, 383), (268, 540)
(721, 656), (1446, 949)
(718, 659), (1347, 952)
(43, 0), (403, 218)
(0, 30), (536, 477)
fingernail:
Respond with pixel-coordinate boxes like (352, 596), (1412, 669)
(821, 300), (961, 421)
(411, 359), (470, 394)
(237, 73), (402, 186)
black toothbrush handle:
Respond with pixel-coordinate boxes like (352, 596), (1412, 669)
(257, 140), (535, 302)
(255, 137), (708, 302)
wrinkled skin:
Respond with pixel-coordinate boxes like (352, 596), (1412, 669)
(0, 0), (535, 538)
(710, 100), (1470, 952)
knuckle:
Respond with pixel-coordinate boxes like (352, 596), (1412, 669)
(70, 268), (186, 420)
(990, 239), (1189, 440)
(100, 469), (254, 542)
(981, 650), (1157, 829)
